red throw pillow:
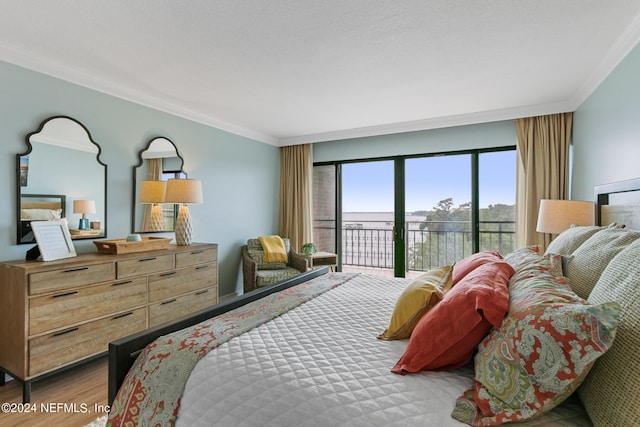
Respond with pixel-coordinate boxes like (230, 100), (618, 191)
(452, 251), (503, 285)
(391, 261), (514, 374)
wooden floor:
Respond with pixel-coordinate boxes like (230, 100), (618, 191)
(0, 356), (108, 427)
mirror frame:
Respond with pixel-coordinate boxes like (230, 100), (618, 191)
(17, 115), (108, 245)
(131, 136), (185, 234)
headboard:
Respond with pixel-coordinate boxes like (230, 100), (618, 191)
(19, 194), (66, 243)
(20, 194), (66, 219)
(595, 177), (640, 230)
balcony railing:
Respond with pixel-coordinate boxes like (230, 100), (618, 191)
(338, 220), (515, 273)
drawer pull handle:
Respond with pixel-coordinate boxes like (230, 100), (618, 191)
(159, 271), (177, 277)
(195, 289), (209, 296)
(63, 267), (88, 273)
(195, 265), (209, 271)
(113, 312), (133, 320)
(52, 291), (79, 298)
(190, 250), (204, 255)
(161, 299), (177, 305)
(138, 257), (157, 262)
(112, 280), (133, 287)
(52, 327), (79, 337)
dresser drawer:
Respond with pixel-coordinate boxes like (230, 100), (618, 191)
(117, 253), (175, 278)
(148, 263), (217, 303)
(149, 286), (217, 327)
(175, 247), (217, 268)
(29, 277), (147, 336)
(28, 263), (115, 296)
(28, 307), (147, 376)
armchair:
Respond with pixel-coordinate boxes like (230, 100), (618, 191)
(242, 237), (308, 294)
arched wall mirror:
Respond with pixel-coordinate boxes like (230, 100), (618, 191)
(17, 116), (107, 244)
(132, 137), (186, 233)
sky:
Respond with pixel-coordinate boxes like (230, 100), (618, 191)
(341, 150), (516, 212)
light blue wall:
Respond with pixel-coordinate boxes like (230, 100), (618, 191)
(313, 120), (517, 162)
(0, 60), (280, 296)
(572, 42), (640, 200)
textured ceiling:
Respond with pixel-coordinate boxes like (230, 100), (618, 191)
(2, 1), (640, 146)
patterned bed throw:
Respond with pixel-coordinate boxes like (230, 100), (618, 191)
(107, 272), (358, 427)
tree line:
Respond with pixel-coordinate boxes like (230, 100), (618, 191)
(408, 198), (515, 270)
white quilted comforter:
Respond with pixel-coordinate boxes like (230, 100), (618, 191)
(176, 274), (592, 427)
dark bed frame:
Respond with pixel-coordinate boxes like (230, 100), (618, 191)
(108, 178), (640, 406)
(595, 177), (640, 230)
(108, 266), (330, 404)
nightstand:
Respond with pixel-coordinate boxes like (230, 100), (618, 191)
(305, 252), (337, 271)
(69, 228), (104, 239)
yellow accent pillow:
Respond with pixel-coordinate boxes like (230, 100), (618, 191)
(377, 265), (453, 341)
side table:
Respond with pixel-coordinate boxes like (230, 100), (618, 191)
(305, 251), (338, 271)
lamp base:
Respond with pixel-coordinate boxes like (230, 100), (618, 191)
(148, 204), (164, 232)
(78, 218), (90, 230)
(174, 205), (193, 246)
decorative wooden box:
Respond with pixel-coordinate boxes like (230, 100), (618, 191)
(93, 237), (172, 254)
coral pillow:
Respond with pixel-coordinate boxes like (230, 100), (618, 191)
(451, 253), (620, 426)
(391, 261), (513, 374)
(377, 265), (452, 340)
(452, 251), (503, 285)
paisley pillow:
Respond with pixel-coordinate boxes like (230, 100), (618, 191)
(503, 245), (563, 276)
(451, 254), (620, 426)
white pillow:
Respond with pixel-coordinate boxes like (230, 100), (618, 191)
(20, 208), (63, 220)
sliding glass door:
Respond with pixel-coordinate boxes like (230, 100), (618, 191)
(313, 147), (515, 278)
(341, 160), (396, 276)
(478, 150), (516, 254)
(405, 155), (471, 277)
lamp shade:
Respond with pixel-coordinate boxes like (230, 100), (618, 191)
(139, 180), (167, 203)
(536, 199), (595, 234)
(73, 199), (96, 214)
(164, 178), (203, 204)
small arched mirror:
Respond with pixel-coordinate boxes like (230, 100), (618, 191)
(132, 137), (186, 233)
(17, 116), (107, 244)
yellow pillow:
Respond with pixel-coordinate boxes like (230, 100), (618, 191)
(377, 265), (453, 341)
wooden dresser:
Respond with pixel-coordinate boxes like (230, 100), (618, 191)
(0, 242), (218, 402)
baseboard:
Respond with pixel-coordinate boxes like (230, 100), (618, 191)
(219, 291), (238, 302)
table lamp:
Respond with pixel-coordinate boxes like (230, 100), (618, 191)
(164, 178), (203, 245)
(536, 199), (595, 235)
(73, 199), (96, 230)
(139, 180), (167, 232)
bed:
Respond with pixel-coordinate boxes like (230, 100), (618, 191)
(108, 178), (640, 427)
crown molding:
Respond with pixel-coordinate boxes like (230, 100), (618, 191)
(0, 41), (279, 146)
(568, 11), (640, 110)
(276, 101), (573, 146)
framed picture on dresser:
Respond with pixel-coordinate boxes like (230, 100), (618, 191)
(31, 219), (77, 261)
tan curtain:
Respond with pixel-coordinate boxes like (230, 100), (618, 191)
(515, 112), (573, 249)
(141, 158), (162, 232)
(279, 144), (313, 252)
